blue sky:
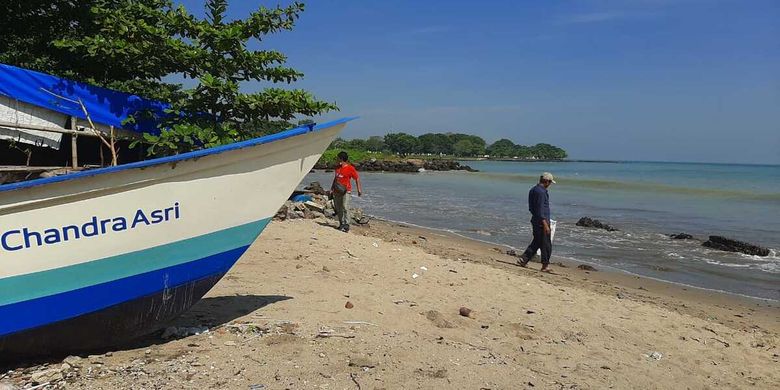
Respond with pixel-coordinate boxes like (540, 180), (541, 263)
(180, 0), (779, 164)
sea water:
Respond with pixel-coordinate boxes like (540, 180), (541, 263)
(305, 161), (780, 301)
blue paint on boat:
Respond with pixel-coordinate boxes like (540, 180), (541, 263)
(0, 245), (248, 337)
(0, 219), (270, 307)
(0, 217), (272, 337)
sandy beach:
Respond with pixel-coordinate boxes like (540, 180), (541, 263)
(2, 217), (778, 389)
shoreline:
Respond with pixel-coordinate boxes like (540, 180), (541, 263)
(365, 214), (779, 304)
(353, 217), (780, 334)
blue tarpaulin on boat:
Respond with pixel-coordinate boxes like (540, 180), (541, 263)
(0, 63), (169, 135)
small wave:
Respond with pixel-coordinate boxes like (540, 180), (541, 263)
(704, 259), (752, 268)
(701, 258), (780, 274)
(667, 252), (685, 259)
(758, 263), (780, 273)
(735, 248), (780, 261)
(469, 229), (493, 236)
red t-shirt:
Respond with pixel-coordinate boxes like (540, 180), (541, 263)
(335, 164), (359, 192)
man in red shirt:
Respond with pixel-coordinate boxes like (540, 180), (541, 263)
(331, 151), (363, 232)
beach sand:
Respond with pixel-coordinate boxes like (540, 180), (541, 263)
(3, 218), (778, 389)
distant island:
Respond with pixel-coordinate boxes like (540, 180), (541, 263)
(320, 132), (567, 165)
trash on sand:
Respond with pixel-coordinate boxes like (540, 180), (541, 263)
(645, 351), (663, 360)
(161, 326), (210, 339)
(420, 266), (428, 271)
(412, 273), (419, 279)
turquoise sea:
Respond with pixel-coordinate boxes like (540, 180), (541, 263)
(305, 161), (780, 301)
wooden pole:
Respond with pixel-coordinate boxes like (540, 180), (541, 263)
(70, 117), (78, 169)
(0, 120), (110, 138)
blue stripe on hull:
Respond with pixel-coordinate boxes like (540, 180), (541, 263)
(0, 219), (270, 307)
(0, 270), (231, 361)
(0, 245), (249, 337)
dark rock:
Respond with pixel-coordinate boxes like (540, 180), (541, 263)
(576, 217), (618, 232)
(274, 203), (289, 221)
(577, 264), (598, 271)
(304, 181), (326, 195)
(669, 233), (694, 240)
(333, 159), (479, 173)
(702, 236), (770, 257)
(458, 307), (474, 318)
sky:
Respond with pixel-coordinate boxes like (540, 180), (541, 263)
(179, 0), (780, 164)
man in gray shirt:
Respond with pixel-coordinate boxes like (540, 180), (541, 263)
(518, 172), (555, 272)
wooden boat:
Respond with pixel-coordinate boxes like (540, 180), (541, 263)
(0, 117), (353, 360)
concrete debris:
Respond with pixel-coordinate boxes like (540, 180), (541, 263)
(0, 381), (18, 390)
(646, 351), (663, 360)
(31, 368), (63, 383)
(161, 325), (210, 340)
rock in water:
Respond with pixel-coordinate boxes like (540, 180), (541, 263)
(669, 233), (694, 240)
(702, 236), (770, 257)
(576, 217), (618, 232)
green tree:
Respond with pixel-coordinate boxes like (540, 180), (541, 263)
(345, 138), (367, 150)
(452, 140), (476, 157)
(486, 139), (516, 157)
(513, 145), (532, 158)
(3, 0), (337, 156)
(364, 136), (386, 152)
(449, 133), (485, 155)
(329, 137), (348, 149)
(0, 1), (99, 79)
(529, 143), (567, 159)
(418, 133), (453, 155)
(384, 133), (419, 156)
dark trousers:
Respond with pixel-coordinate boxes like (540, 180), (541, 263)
(522, 220), (552, 265)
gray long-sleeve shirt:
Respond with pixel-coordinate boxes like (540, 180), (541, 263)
(528, 184), (550, 222)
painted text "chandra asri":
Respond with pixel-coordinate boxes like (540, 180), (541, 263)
(0, 203), (181, 252)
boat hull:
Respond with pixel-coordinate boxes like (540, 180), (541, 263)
(0, 119), (350, 361)
(0, 264), (230, 358)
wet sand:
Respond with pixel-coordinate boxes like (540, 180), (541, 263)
(2, 218), (778, 389)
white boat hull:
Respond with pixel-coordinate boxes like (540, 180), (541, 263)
(0, 119), (350, 359)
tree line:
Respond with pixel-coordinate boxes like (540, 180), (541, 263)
(330, 132), (567, 159)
